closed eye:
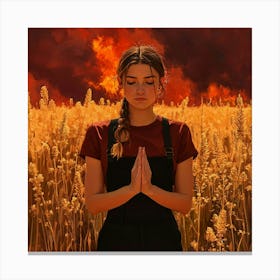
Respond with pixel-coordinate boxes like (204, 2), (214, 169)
(145, 78), (155, 85)
(146, 81), (154, 85)
(125, 77), (155, 85)
(126, 81), (135, 85)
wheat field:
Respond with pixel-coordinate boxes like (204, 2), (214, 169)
(28, 87), (252, 252)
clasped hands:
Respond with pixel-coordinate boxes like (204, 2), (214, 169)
(129, 146), (154, 196)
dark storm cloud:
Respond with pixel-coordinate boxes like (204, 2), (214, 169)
(28, 28), (100, 101)
(152, 28), (251, 97)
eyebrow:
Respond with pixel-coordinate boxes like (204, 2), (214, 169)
(126, 75), (156, 79)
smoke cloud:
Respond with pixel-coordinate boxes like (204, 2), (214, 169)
(28, 28), (251, 106)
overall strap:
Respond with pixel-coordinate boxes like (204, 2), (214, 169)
(107, 119), (119, 161)
(161, 117), (174, 160)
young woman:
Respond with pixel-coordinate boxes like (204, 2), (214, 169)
(80, 45), (198, 251)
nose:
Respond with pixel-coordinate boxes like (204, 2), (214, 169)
(136, 83), (145, 95)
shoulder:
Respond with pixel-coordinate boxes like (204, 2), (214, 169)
(159, 116), (191, 136)
(159, 116), (194, 146)
(159, 116), (198, 162)
(84, 119), (112, 140)
(156, 115), (191, 143)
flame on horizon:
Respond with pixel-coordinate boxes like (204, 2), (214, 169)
(90, 36), (119, 97)
(28, 28), (251, 107)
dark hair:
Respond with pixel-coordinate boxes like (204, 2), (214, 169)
(111, 45), (166, 159)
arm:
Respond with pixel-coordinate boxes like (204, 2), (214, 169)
(141, 148), (194, 215)
(84, 149), (142, 215)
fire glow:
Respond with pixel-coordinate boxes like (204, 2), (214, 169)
(28, 28), (251, 107)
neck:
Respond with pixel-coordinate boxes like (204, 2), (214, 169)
(128, 107), (157, 127)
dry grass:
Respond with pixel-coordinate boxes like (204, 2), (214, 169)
(28, 87), (252, 251)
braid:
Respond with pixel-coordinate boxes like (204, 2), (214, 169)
(111, 45), (166, 158)
(111, 98), (130, 159)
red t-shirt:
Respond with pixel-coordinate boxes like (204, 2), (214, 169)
(80, 115), (198, 180)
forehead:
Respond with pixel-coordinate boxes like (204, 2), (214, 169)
(126, 64), (159, 77)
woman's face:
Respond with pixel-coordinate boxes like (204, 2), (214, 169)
(122, 63), (160, 111)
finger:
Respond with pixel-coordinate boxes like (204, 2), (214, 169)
(132, 148), (141, 175)
(142, 147), (149, 167)
(142, 148), (152, 177)
(137, 148), (142, 187)
(140, 147), (143, 171)
(133, 147), (142, 168)
(141, 148), (148, 175)
(136, 146), (142, 160)
(141, 148), (145, 168)
(136, 163), (141, 179)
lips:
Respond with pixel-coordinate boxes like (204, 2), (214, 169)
(134, 98), (147, 101)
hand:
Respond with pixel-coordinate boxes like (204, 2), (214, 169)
(141, 147), (154, 196)
(129, 146), (142, 195)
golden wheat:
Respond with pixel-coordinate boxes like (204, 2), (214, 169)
(28, 88), (252, 251)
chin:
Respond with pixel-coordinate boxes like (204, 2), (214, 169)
(130, 102), (154, 110)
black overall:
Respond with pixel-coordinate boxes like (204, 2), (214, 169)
(97, 118), (182, 251)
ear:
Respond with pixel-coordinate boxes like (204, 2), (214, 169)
(157, 77), (166, 99)
(157, 90), (164, 99)
(157, 85), (165, 99)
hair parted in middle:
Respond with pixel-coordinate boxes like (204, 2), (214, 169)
(111, 45), (167, 159)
